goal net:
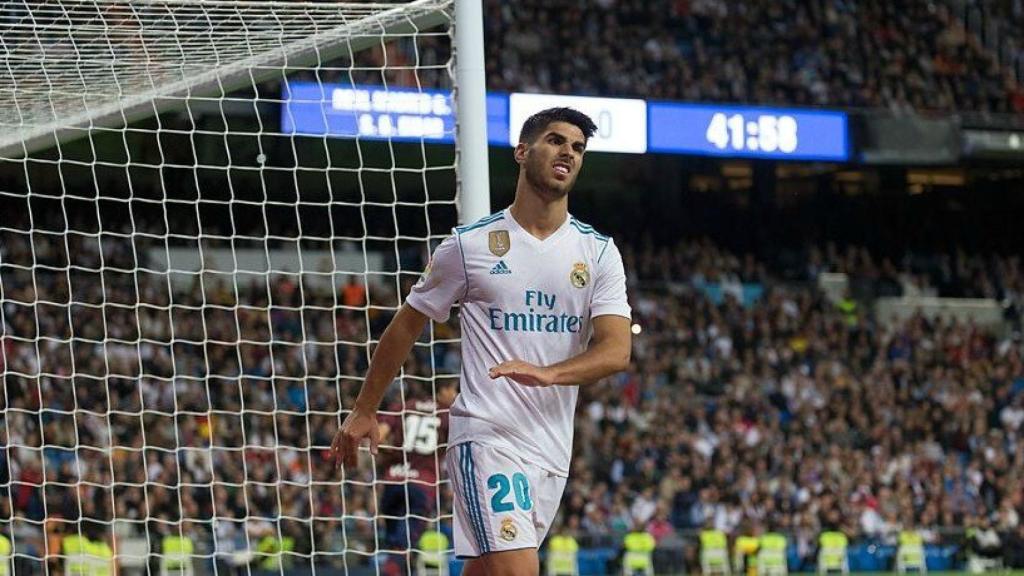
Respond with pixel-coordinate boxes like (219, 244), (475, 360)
(0, 1), (464, 574)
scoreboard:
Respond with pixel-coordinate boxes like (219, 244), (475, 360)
(647, 102), (849, 161)
(282, 81), (851, 162)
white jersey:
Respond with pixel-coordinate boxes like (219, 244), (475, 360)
(405, 208), (631, 476)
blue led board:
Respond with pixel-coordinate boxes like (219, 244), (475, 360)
(647, 102), (850, 161)
(282, 81), (509, 145)
(281, 82), (851, 161)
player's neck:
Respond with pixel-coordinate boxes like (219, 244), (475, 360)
(509, 189), (568, 240)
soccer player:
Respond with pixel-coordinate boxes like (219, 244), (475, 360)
(376, 381), (454, 569)
(333, 107), (632, 576)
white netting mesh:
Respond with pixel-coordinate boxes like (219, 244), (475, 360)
(0, 1), (460, 574)
(0, 0), (451, 155)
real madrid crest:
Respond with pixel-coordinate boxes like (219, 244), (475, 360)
(570, 261), (589, 289)
(489, 230), (510, 256)
(500, 517), (518, 542)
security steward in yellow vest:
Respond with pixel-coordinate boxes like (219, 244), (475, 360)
(547, 533), (579, 575)
(622, 529), (656, 575)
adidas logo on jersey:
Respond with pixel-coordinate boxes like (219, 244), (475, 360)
(490, 260), (512, 275)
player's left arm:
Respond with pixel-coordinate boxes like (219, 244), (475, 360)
(489, 314), (631, 387)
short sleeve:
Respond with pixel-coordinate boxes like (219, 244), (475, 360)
(591, 239), (631, 319)
(405, 233), (467, 323)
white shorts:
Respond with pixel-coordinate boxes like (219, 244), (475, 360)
(445, 441), (567, 558)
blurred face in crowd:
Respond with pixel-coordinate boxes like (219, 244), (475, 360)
(515, 121), (587, 200)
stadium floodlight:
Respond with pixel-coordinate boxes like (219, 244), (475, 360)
(0, 0), (488, 573)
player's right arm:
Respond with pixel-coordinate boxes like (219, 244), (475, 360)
(332, 304), (429, 469)
(332, 232), (467, 469)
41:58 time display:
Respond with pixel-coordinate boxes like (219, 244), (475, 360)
(705, 113), (798, 153)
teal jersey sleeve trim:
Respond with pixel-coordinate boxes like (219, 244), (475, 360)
(455, 230), (470, 301)
(569, 218), (610, 242)
(597, 237), (611, 263)
(455, 211), (504, 234)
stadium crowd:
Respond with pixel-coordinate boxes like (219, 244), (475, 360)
(3, 228), (1024, 572)
(481, 0), (1024, 113)
(568, 240), (1024, 567)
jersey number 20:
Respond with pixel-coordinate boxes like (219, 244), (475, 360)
(487, 473), (532, 512)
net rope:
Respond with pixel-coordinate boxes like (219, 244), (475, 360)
(0, 1), (459, 574)
(0, 0), (452, 154)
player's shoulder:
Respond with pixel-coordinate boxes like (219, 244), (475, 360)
(568, 215), (618, 262)
(450, 210), (509, 258)
(567, 215), (611, 243)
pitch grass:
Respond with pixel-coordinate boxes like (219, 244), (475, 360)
(647, 569), (1024, 573)
(847, 569), (1024, 573)
(761, 569), (1024, 573)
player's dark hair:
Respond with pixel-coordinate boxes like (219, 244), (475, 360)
(518, 107), (597, 144)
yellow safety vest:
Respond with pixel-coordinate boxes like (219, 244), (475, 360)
(0, 534), (10, 576)
(758, 532), (788, 570)
(257, 535), (295, 571)
(418, 530), (448, 553)
(837, 299), (857, 326)
(162, 535), (194, 570)
(623, 531), (655, 571)
(735, 535), (759, 555)
(88, 540), (113, 576)
(417, 530), (449, 568)
(547, 534), (579, 575)
(735, 534), (759, 573)
(760, 533), (787, 552)
(899, 531), (923, 546)
(818, 531), (848, 568)
(898, 530), (925, 564)
(63, 535), (92, 576)
(701, 529), (728, 552)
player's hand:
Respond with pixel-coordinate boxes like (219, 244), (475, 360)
(489, 360), (556, 387)
(331, 408), (380, 469)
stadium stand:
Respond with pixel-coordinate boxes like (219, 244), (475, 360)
(482, 0), (1024, 112)
(3, 1), (1024, 574)
(3, 224), (1024, 573)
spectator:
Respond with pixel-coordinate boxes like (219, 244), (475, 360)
(482, 0), (1020, 113)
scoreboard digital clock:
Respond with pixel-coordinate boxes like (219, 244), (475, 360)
(647, 102), (850, 161)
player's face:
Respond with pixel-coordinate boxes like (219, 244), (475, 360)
(517, 121), (587, 199)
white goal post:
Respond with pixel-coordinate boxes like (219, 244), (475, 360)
(0, 1), (489, 574)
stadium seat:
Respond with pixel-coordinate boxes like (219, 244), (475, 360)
(700, 529), (731, 576)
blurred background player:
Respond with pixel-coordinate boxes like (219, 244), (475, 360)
(376, 381), (455, 575)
